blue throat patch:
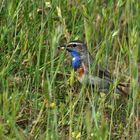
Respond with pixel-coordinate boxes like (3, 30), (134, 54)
(67, 48), (81, 70)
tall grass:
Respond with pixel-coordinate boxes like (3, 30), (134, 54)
(0, 0), (140, 139)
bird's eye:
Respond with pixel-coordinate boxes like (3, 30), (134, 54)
(73, 44), (77, 47)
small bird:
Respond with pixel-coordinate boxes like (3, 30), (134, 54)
(60, 40), (128, 95)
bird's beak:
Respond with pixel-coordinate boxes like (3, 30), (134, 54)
(60, 46), (65, 50)
(58, 44), (67, 50)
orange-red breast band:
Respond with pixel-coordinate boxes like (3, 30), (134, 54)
(77, 67), (85, 78)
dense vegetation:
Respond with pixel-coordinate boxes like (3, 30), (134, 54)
(0, 0), (140, 139)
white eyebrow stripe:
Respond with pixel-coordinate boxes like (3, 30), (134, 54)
(67, 42), (82, 46)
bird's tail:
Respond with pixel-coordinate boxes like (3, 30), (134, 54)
(117, 83), (130, 97)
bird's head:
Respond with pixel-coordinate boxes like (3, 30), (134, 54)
(65, 40), (86, 53)
(60, 40), (87, 57)
(60, 40), (87, 70)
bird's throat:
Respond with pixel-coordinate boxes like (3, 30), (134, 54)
(72, 56), (81, 70)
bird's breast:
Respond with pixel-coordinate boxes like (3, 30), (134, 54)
(76, 66), (86, 82)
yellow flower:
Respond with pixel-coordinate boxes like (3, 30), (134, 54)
(50, 102), (56, 109)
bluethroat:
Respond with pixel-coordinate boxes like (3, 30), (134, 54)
(60, 40), (128, 95)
